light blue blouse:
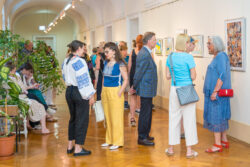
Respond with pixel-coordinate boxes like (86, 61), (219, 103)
(203, 52), (232, 96)
(166, 52), (196, 86)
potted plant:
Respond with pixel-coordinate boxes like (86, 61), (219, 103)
(0, 109), (15, 157)
(0, 30), (29, 157)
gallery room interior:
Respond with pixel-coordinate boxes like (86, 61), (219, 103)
(0, 0), (250, 166)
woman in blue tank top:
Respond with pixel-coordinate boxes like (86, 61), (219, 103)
(101, 42), (128, 150)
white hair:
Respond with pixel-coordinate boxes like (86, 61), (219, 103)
(209, 36), (225, 52)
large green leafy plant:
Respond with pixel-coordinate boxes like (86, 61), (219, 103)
(0, 30), (21, 58)
(18, 41), (65, 94)
(0, 30), (29, 137)
(0, 57), (29, 137)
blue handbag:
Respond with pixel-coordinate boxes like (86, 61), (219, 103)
(169, 53), (199, 106)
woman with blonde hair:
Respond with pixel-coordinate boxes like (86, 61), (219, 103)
(128, 34), (143, 126)
(165, 34), (198, 158)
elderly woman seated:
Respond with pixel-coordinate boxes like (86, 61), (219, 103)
(17, 62), (57, 122)
(5, 61), (50, 134)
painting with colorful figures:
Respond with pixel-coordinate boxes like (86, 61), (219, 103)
(225, 18), (246, 71)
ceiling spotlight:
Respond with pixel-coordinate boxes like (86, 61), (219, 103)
(64, 3), (72, 11)
(39, 25), (46, 31)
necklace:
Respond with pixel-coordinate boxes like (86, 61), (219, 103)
(108, 60), (116, 66)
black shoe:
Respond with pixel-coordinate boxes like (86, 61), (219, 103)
(138, 139), (155, 146)
(73, 148), (91, 156)
(147, 136), (154, 141)
(67, 146), (74, 154)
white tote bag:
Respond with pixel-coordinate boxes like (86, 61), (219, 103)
(94, 100), (105, 122)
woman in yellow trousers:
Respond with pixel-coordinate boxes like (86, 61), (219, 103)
(101, 42), (128, 150)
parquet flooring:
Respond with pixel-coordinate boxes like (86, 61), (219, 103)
(1, 93), (250, 167)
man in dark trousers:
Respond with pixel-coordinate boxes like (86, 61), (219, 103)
(133, 32), (157, 146)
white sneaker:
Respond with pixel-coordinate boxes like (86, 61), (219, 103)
(101, 143), (109, 147)
(34, 125), (42, 130)
(135, 109), (140, 114)
(47, 108), (56, 115)
(109, 145), (119, 150)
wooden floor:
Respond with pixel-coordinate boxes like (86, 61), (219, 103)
(1, 94), (250, 167)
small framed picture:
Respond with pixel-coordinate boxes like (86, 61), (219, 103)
(190, 35), (204, 57)
(155, 39), (163, 55)
(164, 37), (174, 56)
(225, 17), (246, 71)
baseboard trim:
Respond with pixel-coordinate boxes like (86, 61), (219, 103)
(153, 95), (250, 144)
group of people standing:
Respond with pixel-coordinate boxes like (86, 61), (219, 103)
(62, 31), (232, 158)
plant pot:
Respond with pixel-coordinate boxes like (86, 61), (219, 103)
(0, 134), (16, 157)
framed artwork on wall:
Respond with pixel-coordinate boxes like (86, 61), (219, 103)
(164, 37), (174, 56)
(225, 17), (246, 71)
(190, 35), (204, 57)
(155, 39), (163, 55)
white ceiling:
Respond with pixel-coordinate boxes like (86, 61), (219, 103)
(4, 0), (177, 32)
(4, 0), (125, 31)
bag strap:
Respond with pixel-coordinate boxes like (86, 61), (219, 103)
(169, 53), (176, 86)
(169, 53), (195, 87)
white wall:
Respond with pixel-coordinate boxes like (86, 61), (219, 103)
(13, 13), (76, 65)
(139, 0), (250, 126)
(83, 0), (250, 128)
(113, 19), (127, 42)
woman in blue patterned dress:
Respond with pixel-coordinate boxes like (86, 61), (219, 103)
(203, 36), (232, 153)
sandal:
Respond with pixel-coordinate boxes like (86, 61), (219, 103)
(186, 150), (198, 159)
(130, 118), (136, 127)
(41, 131), (52, 135)
(205, 144), (223, 153)
(46, 118), (58, 122)
(165, 148), (174, 156)
(221, 141), (229, 148)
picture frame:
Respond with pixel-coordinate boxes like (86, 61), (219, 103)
(225, 17), (246, 71)
(164, 37), (174, 56)
(190, 35), (204, 57)
(155, 39), (163, 55)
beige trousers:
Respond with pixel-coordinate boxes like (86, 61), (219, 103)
(169, 86), (198, 146)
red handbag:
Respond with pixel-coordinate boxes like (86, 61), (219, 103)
(218, 89), (233, 97)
